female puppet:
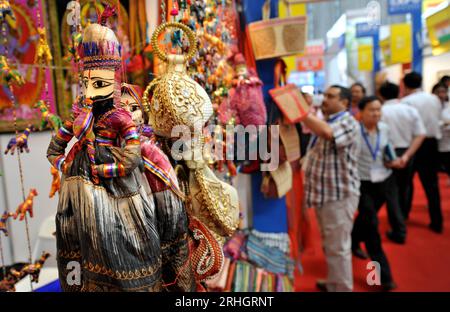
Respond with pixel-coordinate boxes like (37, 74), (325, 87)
(46, 9), (162, 292)
(121, 83), (195, 291)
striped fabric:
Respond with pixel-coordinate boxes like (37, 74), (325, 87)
(246, 232), (295, 279)
(122, 126), (139, 142)
(101, 163), (125, 178)
(54, 155), (65, 172)
(142, 156), (184, 199)
(95, 136), (115, 146)
(73, 109), (94, 141)
(56, 126), (73, 142)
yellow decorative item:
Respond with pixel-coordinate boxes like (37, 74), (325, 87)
(0, 0), (16, 29)
(35, 27), (53, 65)
(143, 22), (240, 240)
(390, 23), (412, 64)
(0, 55), (25, 87)
(358, 43), (374, 72)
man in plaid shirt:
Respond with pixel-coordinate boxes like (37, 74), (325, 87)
(302, 85), (361, 292)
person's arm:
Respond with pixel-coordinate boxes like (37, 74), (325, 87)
(400, 135), (425, 166)
(95, 110), (142, 178)
(47, 120), (74, 172)
(397, 108), (427, 166)
(302, 113), (334, 140)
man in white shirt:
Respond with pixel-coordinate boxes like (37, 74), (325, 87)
(401, 72), (443, 233)
(379, 82), (426, 242)
(351, 96), (399, 291)
(433, 82), (450, 179)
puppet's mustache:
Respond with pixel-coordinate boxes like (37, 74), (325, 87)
(89, 91), (114, 103)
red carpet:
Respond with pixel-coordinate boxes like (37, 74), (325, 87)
(295, 173), (450, 292)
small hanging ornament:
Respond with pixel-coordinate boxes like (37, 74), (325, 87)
(4, 125), (34, 155)
(0, 0), (14, 22)
(35, 27), (53, 65)
(0, 55), (25, 87)
(0, 211), (14, 236)
(170, 2), (179, 17)
(34, 99), (62, 132)
(11, 189), (38, 221)
(8, 252), (50, 286)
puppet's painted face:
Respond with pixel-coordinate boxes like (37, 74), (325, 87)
(82, 69), (115, 101)
(121, 93), (144, 126)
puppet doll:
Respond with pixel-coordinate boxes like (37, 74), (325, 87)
(46, 7), (162, 292)
(121, 83), (195, 291)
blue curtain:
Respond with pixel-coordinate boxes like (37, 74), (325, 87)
(241, 0), (287, 233)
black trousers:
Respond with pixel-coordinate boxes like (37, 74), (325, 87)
(439, 151), (450, 177)
(352, 176), (397, 284)
(411, 138), (443, 228)
(393, 148), (414, 225)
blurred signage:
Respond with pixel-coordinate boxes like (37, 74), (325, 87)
(356, 22), (380, 38)
(388, 0), (422, 14)
(426, 4), (450, 55)
(296, 40), (325, 72)
(358, 44), (374, 71)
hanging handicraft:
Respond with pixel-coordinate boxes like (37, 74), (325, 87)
(143, 22), (240, 241)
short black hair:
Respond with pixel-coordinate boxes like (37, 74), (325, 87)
(440, 75), (450, 85)
(403, 72), (422, 89)
(358, 96), (380, 111)
(379, 81), (399, 100)
(351, 82), (367, 95)
(432, 82), (448, 94)
(330, 85), (352, 105)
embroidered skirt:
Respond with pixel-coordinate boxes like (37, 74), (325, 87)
(56, 145), (162, 291)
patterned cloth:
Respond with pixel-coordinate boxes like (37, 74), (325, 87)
(304, 111), (361, 208)
(250, 230), (291, 255)
(141, 137), (195, 292)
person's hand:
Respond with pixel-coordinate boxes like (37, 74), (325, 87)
(385, 158), (404, 169)
(400, 154), (410, 167)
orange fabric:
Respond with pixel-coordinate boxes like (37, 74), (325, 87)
(286, 169), (313, 271)
(242, 27), (257, 71)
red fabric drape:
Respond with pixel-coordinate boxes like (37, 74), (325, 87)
(286, 169), (313, 272)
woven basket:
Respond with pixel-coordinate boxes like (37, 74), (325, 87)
(248, 1), (307, 60)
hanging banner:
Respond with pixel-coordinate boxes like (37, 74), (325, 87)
(388, 0), (422, 73)
(390, 23), (412, 64)
(426, 4), (450, 56)
(380, 37), (392, 66)
(388, 0), (422, 14)
(423, 0), (447, 12)
(358, 44), (374, 71)
(355, 22), (380, 73)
